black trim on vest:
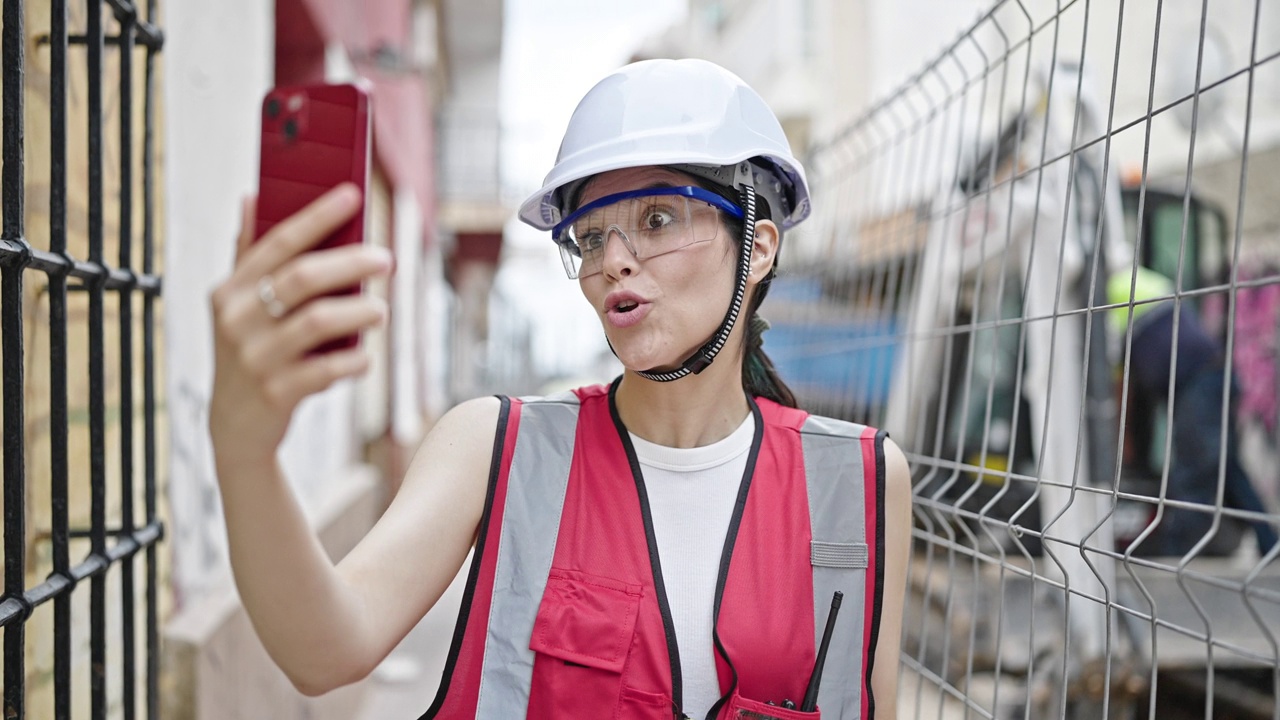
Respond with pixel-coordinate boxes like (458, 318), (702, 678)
(863, 429), (889, 720)
(704, 397), (766, 720)
(420, 396), (512, 720)
(608, 379), (686, 717)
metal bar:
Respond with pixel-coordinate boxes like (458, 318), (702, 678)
(0, 244), (161, 292)
(1, 0), (27, 715)
(0, 522), (164, 629)
(0, 0), (20, 240)
(35, 19), (164, 49)
(1173, 2), (1222, 713)
(143, 0), (160, 714)
(0, 285), (24, 697)
(55, 30), (165, 50)
(104, 0), (137, 16)
(66, 527), (152, 538)
(117, 8), (138, 716)
(49, 0), (74, 715)
(86, 0), (109, 716)
(0, 263), (156, 298)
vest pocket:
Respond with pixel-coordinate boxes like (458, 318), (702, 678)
(723, 691), (821, 719)
(527, 568), (644, 718)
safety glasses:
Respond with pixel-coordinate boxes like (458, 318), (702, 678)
(552, 186), (744, 279)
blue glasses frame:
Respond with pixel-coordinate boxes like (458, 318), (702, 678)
(551, 185), (744, 241)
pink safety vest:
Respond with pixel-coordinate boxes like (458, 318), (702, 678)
(421, 383), (886, 720)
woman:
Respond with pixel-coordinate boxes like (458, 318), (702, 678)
(210, 58), (912, 719)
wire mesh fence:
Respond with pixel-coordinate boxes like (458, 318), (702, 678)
(781, 0), (1280, 717)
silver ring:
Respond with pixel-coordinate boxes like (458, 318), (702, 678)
(257, 276), (287, 319)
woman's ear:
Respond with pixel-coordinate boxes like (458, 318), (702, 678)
(748, 219), (780, 284)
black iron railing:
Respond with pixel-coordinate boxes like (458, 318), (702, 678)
(1, 0), (163, 717)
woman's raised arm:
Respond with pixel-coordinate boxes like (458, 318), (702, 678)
(209, 186), (494, 695)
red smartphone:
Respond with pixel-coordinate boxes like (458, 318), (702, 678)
(256, 82), (372, 352)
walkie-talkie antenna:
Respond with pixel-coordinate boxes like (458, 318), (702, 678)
(800, 591), (843, 712)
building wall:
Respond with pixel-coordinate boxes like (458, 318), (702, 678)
(437, 0), (511, 402)
(163, 0), (273, 607)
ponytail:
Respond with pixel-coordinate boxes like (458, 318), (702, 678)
(742, 272), (798, 408)
(653, 167), (799, 406)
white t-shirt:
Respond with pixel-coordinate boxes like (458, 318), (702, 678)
(629, 413), (755, 720)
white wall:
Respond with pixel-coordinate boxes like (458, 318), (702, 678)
(865, 0), (987, 100)
(163, 2), (360, 606)
(393, 186), (427, 441)
(439, 59), (503, 203)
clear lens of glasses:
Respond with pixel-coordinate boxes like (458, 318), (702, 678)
(555, 188), (732, 279)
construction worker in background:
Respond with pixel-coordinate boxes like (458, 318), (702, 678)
(1108, 266), (1278, 557)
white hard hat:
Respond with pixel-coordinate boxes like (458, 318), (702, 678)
(519, 58), (811, 231)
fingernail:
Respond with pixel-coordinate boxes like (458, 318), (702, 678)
(334, 183), (362, 206)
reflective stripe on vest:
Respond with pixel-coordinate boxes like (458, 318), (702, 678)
(421, 392), (580, 719)
(802, 415), (886, 719)
(422, 387), (884, 720)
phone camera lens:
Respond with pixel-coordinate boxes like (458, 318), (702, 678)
(283, 118), (298, 141)
(265, 97), (282, 119)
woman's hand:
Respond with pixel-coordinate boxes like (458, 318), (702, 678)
(208, 183), (392, 459)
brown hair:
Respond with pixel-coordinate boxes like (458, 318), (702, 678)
(711, 187), (798, 408)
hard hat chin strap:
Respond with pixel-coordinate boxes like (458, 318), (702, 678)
(635, 183), (757, 383)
